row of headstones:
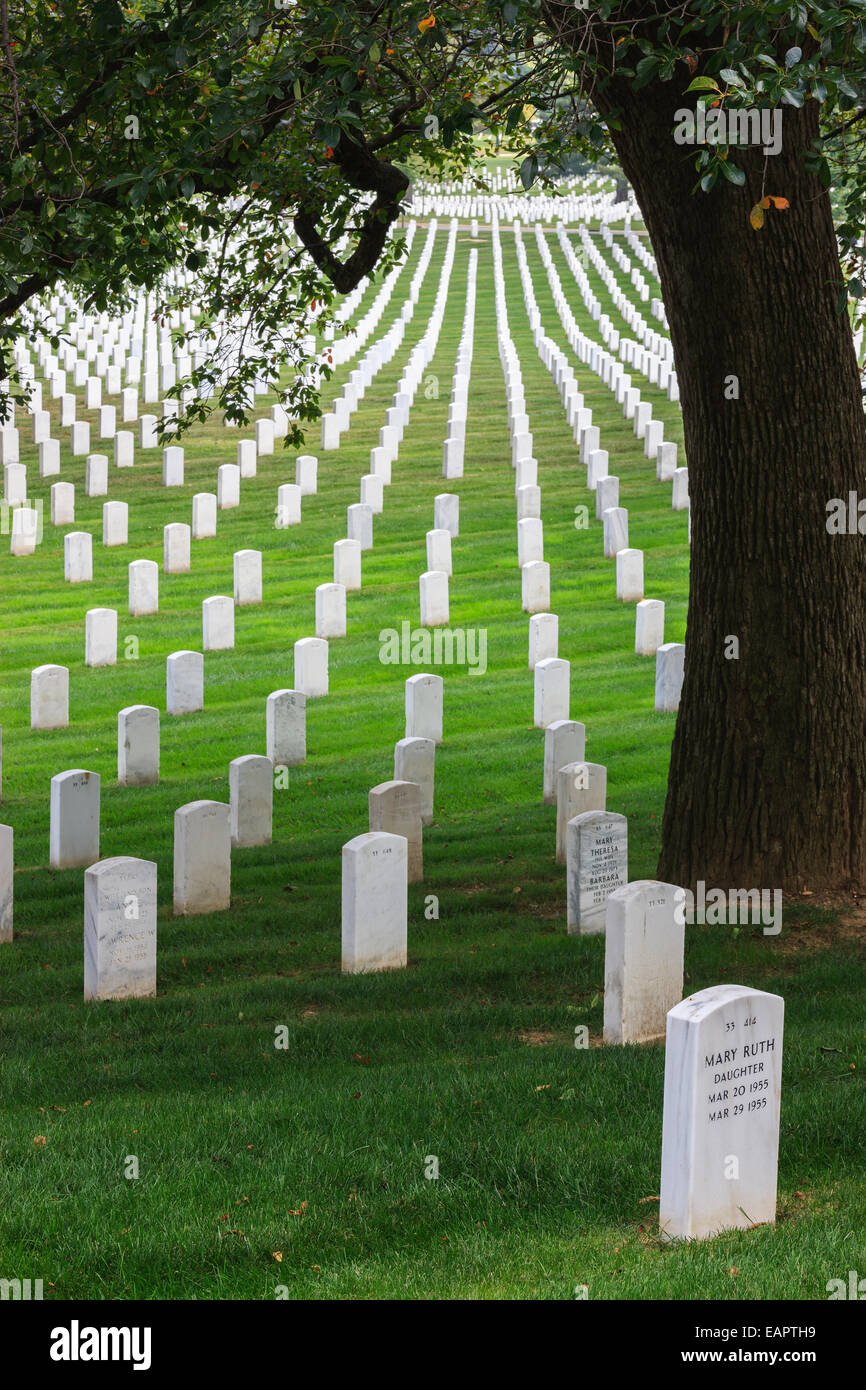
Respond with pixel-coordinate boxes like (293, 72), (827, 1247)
(3, 818), (775, 1246)
(321, 221), (456, 449)
(488, 219), (554, 619)
(318, 247), (475, 633)
(517, 224), (688, 709)
(558, 223), (678, 399)
(5, 680), (442, 927)
(17, 438), (308, 558)
(533, 221), (688, 520)
(573, 224), (673, 375)
(417, 252), (477, 622)
(327, 219), (432, 372)
(337, 825), (784, 1244)
(1, 672), (445, 934)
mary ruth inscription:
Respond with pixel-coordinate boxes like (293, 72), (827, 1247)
(659, 983), (784, 1242)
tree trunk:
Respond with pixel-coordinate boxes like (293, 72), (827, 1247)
(563, 58), (866, 892)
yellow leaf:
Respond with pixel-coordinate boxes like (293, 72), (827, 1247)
(749, 203), (765, 230)
(273, 1251), (283, 1261)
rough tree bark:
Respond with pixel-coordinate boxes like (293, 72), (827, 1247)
(550, 14), (866, 893)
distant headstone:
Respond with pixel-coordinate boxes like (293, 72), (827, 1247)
(85, 607), (118, 667)
(233, 549), (262, 605)
(567, 810), (628, 935)
(192, 492), (217, 539)
(276, 483), (302, 528)
(616, 548), (644, 602)
(405, 672), (442, 745)
(394, 737), (435, 826)
(533, 656), (569, 729)
(334, 538), (361, 591)
(296, 455), (317, 495)
(237, 439), (257, 477)
(229, 754), (273, 847)
(129, 558), (158, 615)
(419, 570), (449, 627)
(51, 480), (74, 526)
(672, 467), (689, 511)
(434, 493), (459, 536)
(85, 453), (109, 497)
(341, 832), (408, 974)
(0, 823), (12, 942)
(202, 595), (235, 651)
(347, 502), (373, 550)
(217, 463), (240, 509)
(529, 612), (558, 670)
(603, 880), (685, 1045)
(294, 636), (328, 697)
(655, 643), (685, 712)
(84, 857), (157, 1000)
(521, 559), (550, 614)
(117, 705), (160, 785)
(31, 664), (69, 730)
(556, 761), (606, 864)
(50, 769), (100, 869)
(315, 582), (347, 639)
(173, 800), (231, 915)
(64, 531), (93, 583)
(543, 719), (585, 806)
(266, 689), (306, 766)
(603, 507), (629, 558)
(102, 500), (128, 547)
(369, 780), (423, 883)
(426, 528), (452, 577)
(659, 984), (784, 1242)
(163, 522), (191, 574)
(166, 650), (203, 715)
(596, 474), (619, 521)
(636, 599), (665, 656)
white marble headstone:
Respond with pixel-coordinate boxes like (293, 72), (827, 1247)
(659, 984), (784, 1242)
(342, 832), (407, 974)
(603, 880), (685, 1045)
(567, 810), (628, 934)
(84, 856), (157, 1000)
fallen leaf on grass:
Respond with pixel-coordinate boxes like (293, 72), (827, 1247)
(638, 1195), (660, 1204)
(273, 1252), (283, 1262)
(34, 1135), (47, 1146)
(289, 1201), (307, 1217)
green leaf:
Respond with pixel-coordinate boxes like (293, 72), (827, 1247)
(719, 160), (746, 186)
(519, 154), (538, 191)
(784, 46), (802, 69)
(700, 167), (719, 192)
(368, 40), (380, 63)
(719, 68), (743, 87)
(685, 76), (721, 92)
(634, 55), (660, 88)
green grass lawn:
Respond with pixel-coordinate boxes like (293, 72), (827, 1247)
(1, 223), (865, 1300)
